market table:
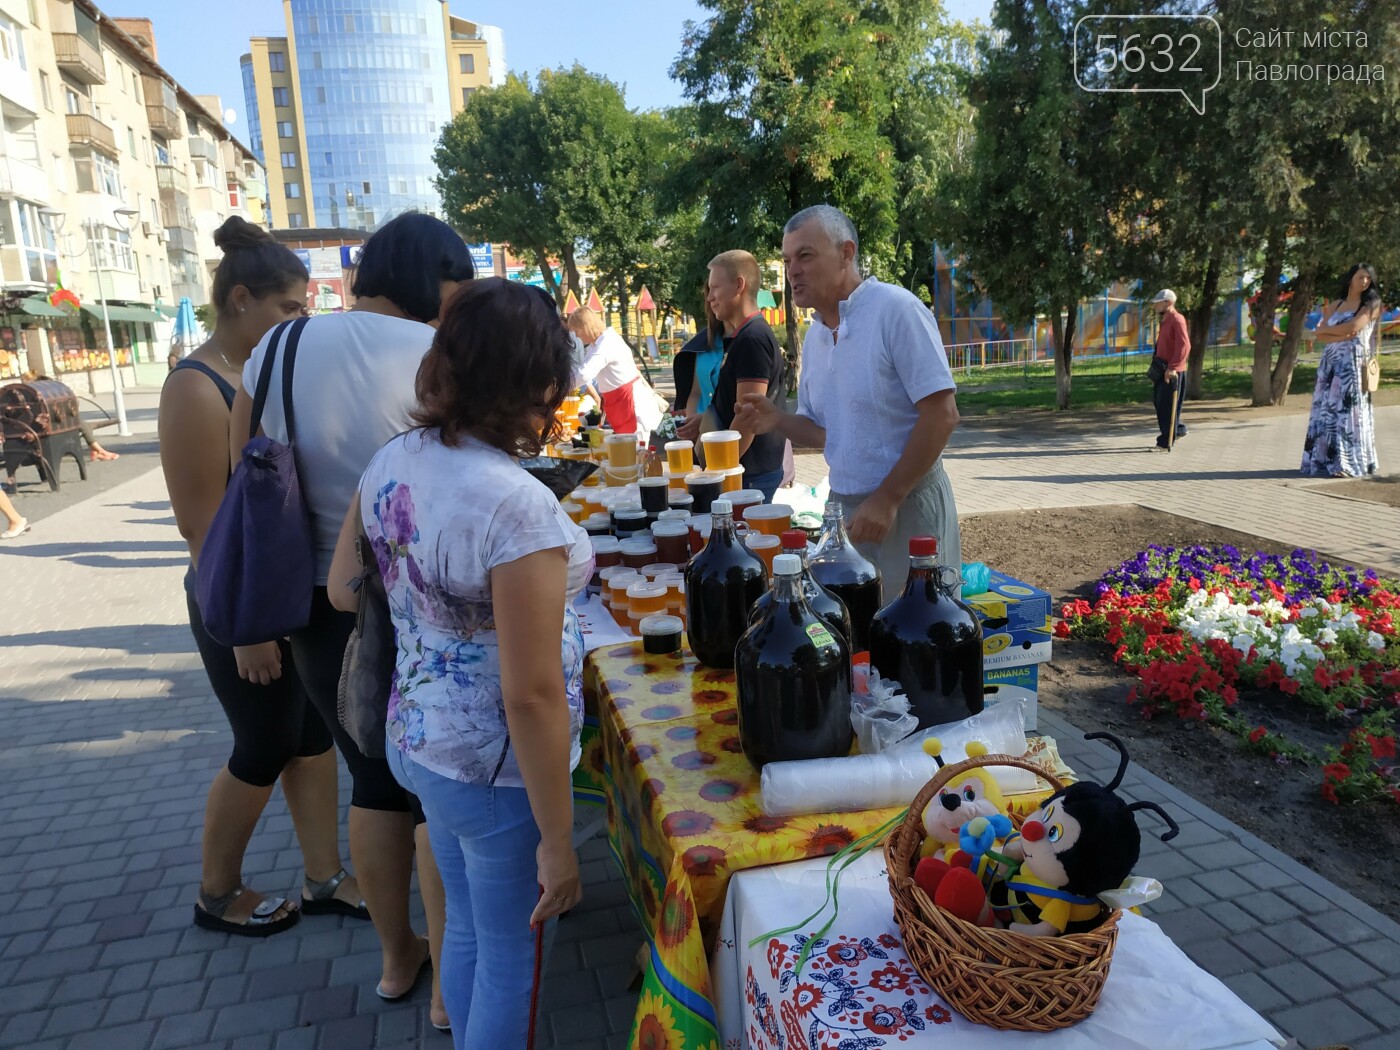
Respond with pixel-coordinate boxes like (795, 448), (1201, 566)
(711, 851), (1284, 1050)
(575, 640), (1067, 1050)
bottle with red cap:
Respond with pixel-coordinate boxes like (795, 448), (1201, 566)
(867, 535), (983, 730)
(748, 530), (851, 650)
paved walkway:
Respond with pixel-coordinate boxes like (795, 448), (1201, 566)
(794, 403), (1400, 576)
(1, 397), (1397, 1049)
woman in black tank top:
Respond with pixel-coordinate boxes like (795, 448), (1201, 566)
(159, 218), (363, 938)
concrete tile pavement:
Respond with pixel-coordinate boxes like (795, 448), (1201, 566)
(793, 403), (1400, 575)
(4, 398), (1399, 1049)
(0, 467), (641, 1050)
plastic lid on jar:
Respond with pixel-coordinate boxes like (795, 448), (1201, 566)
(653, 521), (689, 537)
(599, 566), (636, 584)
(780, 530), (808, 550)
(591, 536), (622, 553)
(626, 582), (668, 601)
(909, 536), (938, 557)
(639, 613), (684, 636)
(641, 563), (678, 577)
(621, 537), (657, 551)
(772, 553), (803, 576)
(711, 499), (732, 515)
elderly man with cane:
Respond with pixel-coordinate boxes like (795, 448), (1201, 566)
(1149, 288), (1190, 451)
(734, 204), (962, 593)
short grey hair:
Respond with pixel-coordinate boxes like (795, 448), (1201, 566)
(784, 205), (859, 255)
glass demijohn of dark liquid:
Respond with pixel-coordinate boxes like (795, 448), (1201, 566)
(750, 531), (851, 650)
(684, 499), (767, 669)
(808, 501), (882, 654)
(736, 553), (854, 768)
(868, 536), (984, 730)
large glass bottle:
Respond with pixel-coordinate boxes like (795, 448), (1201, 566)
(684, 499), (767, 669)
(736, 553), (853, 768)
(807, 501), (882, 654)
(868, 536), (984, 730)
(750, 530), (852, 650)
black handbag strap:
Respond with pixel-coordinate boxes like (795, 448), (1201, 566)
(248, 316), (311, 443)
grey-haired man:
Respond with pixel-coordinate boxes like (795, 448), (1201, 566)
(734, 205), (962, 596)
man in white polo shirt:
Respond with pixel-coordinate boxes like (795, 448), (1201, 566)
(735, 204), (961, 593)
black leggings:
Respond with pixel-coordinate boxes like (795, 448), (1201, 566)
(186, 577), (333, 787)
(289, 587), (424, 822)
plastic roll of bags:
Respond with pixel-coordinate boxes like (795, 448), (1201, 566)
(760, 698), (1033, 817)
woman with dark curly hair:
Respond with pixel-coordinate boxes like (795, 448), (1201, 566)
(1302, 263), (1383, 477)
(327, 278), (590, 1047)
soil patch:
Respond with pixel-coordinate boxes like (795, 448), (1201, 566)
(962, 504), (1399, 915)
(1316, 475), (1400, 509)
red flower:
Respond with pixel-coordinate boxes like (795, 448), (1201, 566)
(1383, 669), (1400, 689)
(925, 1004), (953, 1024)
(767, 939), (788, 978)
(825, 941), (868, 966)
(1321, 780), (1339, 804)
(1313, 665), (1336, 689)
(868, 962), (914, 994)
(1188, 577), (1202, 592)
(861, 1005), (907, 1036)
(1054, 620), (1072, 639)
(1322, 762), (1352, 782)
(1249, 726), (1267, 744)
(791, 983), (824, 1018)
(1280, 677), (1300, 696)
(1368, 735), (1397, 761)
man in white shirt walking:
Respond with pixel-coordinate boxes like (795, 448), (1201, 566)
(734, 205), (962, 593)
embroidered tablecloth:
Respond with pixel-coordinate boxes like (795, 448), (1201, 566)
(575, 642), (909, 1049)
(711, 851), (1284, 1050)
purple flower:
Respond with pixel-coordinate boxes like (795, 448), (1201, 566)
(379, 482), (419, 548)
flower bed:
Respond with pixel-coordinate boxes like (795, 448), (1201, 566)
(1057, 544), (1400, 804)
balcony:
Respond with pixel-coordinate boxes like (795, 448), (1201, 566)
(66, 113), (119, 159)
(143, 76), (182, 139)
(0, 56), (37, 114)
(0, 158), (51, 203)
(0, 245), (43, 287)
(188, 136), (219, 164)
(53, 33), (106, 85)
(156, 163), (189, 196)
(164, 225), (198, 254)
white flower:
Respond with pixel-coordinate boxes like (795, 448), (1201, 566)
(1367, 631), (1386, 651)
(1231, 633), (1255, 655)
(1298, 607), (1320, 619)
(1317, 627), (1338, 645)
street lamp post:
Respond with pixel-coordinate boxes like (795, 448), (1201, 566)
(41, 206), (139, 436)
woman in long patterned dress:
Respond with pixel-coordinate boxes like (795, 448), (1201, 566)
(1301, 263), (1382, 477)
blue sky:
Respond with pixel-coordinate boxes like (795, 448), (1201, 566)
(131, 0), (994, 147)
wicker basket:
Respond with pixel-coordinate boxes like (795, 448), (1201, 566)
(883, 752), (1121, 1032)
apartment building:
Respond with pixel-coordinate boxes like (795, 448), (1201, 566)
(241, 0), (504, 230)
(0, 0), (267, 384)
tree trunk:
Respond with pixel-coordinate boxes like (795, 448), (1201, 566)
(617, 277), (632, 341)
(1185, 249), (1221, 401)
(1269, 271), (1315, 406)
(562, 246), (583, 305)
(1051, 305), (1073, 410)
(534, 248), (562, 308)
(1250, 228), (1286, 406)
(783, 269), (800, 398)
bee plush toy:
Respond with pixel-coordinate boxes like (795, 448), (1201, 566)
(989, 732), (1180, 937)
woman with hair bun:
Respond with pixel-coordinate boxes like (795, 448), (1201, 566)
(228, 211), (474, 1025)
(160, 216), (360, 936)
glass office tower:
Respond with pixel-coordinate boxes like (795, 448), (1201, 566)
(290, 0), (453, 228)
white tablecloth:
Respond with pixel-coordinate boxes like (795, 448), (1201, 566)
(711, 852), (1283, 1050)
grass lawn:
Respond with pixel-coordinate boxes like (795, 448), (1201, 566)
(955, 342), (1399, 414)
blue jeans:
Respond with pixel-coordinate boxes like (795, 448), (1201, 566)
(387, 747), (556, 1049)
(746, 468), (784, 505)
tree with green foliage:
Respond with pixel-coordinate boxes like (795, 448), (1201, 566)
(670, 0), (941, 356)
(942, 0), (1112, 409)
(434, 75), (578, 306)
(1221, 0), (1400, 405)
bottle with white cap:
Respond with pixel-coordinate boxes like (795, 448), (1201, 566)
(684, 498), (766, 669)
(735, 552), (853, 768)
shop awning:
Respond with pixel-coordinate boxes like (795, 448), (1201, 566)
(157, 305), (178, 319)
(81, 303), (163, 324)
(18, 296), (67, 318)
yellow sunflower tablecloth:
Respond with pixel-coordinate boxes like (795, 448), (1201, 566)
(577, 642), (908, 1050)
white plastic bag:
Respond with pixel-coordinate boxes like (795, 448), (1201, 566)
(850, 675), (918, 755)
(889, 697), (1034, 793)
